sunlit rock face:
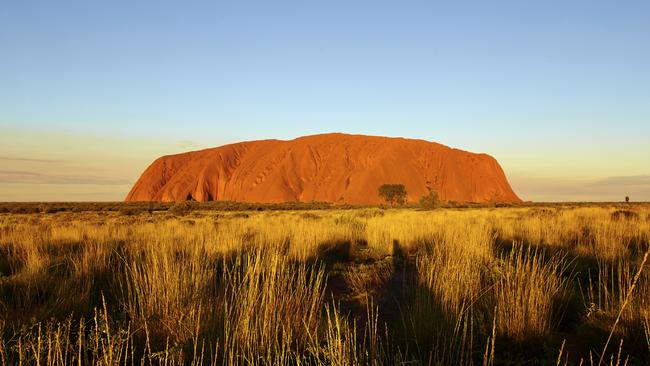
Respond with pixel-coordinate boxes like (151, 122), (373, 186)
(126, 133), (521, 204)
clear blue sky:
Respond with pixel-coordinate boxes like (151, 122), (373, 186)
(1, 0), (649, 201)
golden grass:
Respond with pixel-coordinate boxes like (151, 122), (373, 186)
(0, 204), (648, 364)
(493, 246), (570, 342)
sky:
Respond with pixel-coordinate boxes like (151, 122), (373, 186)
(1, 0), (649, 202)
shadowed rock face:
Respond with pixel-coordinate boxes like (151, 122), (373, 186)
(126, 133), (521, 204)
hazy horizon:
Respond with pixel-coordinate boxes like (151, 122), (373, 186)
(1, 1), (649, 202)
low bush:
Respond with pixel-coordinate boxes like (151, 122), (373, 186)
(418, 190), (441, 210)
(611, 209), (639, 221)
(169, 201), (194, 216)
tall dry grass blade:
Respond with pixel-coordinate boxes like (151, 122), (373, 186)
(645, 315), (650, 354)
(482, 306), (497, 366)
(597, 249), (649, 366)
(556, 339), (566, 366)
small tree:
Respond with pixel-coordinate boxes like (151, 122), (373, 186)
(419, 189), (441, 210)
(625, 196), (630, 203)
(378, 184), (407, 206)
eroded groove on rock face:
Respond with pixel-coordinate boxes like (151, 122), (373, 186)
(126, 133), (521, 204)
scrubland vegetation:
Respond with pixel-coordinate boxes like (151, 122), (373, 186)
(0, 204), (649, 365)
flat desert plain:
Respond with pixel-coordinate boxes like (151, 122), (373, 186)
(1, 203), (649, 365)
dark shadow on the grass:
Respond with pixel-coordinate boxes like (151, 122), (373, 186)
(493, 233), (650, 364)
(0, 239), (124, 328)
(387, 239), (481, 364)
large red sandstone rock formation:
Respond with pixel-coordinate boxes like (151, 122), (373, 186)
(126, 133), (521, 204)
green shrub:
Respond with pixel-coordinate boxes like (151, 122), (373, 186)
(378, 184), (407, 206)
(119, 206), (144, 216)
(418, 190), (440, 210)
(169, 201), (193, 216)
